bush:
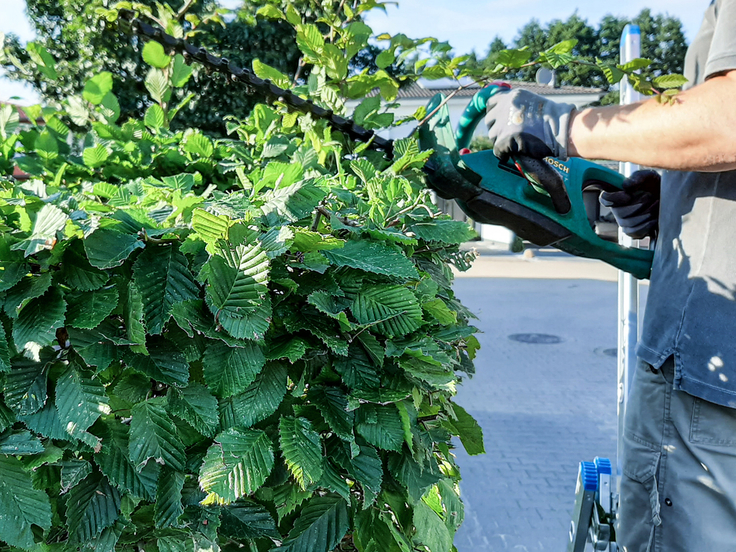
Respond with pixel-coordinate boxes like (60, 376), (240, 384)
(0, 2), (484, 551)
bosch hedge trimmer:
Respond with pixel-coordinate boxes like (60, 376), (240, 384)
(117, 10), (653, 280)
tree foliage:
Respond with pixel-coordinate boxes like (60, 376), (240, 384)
(0, 2), (484, 550)
(468, 9), (688, 100)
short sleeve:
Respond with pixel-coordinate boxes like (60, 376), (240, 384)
(705, 0), (736, 78)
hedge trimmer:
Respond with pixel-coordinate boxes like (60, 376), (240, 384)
(117, 10), (653, 279)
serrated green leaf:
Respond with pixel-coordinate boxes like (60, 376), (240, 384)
(145, 104), (166, 130)
(184, 131), (214, 158)
(253, 59), (291, 89)
(99, 91), (120, 123)
(219, 500), (280, 540)
(324, 240), (419, 280)
(0, 455), (52, 549)
(219, 361), (288, 430)
(260, 180), (326, 223)
(168, 382), (218, 437)
(0, 430), (44, 455)
(413, 501), (452, 552)
(352, 285), (423, 337)
(171, 54), (194, 87)
(356, 404), (404, 451)
(309, 387), (353, 441)
(618, 58), (651, 72)
(422, 298), (457, 326)
(11, 203), (68, 257)
(83, 72), (114, 105)
(85, 228), (145, 270)
(199, 428), (274, 502)
(265, 337), (309, 363)
(4, 272), (52, 319)
(0, 401), (15, 432)
(133, 245), (199, 335)
(279, 416), (323, 490)
(275, 495), (349, 552)
(12, 287), (66, 357)
(18, 399), (67, 439)
(409, 220), (476, 244)
(65, 286), (119, 329)
(129, 399), (186, 471)
(60, 240), (109, 291)
(388, 453), (442, 501)
(203, 341), (265, 399)
(442, 403), (484, 455)
(334, 343), (379, 390)
(35, 130), (58, 160)
(653, 73), (688, 89)
(292, 228), (344, 252)
(142, 41), (171, 69)
(257, 4), (285, 19)
(65, 472), (121, 544)
(56, 365), (109, 449)
(145, 68), (170, 104)
(155, 468), (185, 528)
(96, 421), (159, 501)
(124, 337), (190, 387)
(83, 144), (110, 168)
(192, 209), (230, 244)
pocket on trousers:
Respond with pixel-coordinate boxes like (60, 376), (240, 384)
(622, 436), (662, 527)
(690, 397), (736, 446)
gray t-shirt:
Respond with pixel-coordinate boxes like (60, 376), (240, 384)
(638, 0), (736, 407)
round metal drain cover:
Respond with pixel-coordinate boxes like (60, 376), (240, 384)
(508, 333), (563, 344)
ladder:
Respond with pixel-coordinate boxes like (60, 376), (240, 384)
(567, 457), (618, 552)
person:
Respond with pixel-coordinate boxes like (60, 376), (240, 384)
(483, 1), (736, 551)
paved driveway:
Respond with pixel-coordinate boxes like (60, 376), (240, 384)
(451, 277), (620, 552)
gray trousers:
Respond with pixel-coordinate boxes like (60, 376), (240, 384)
(618, 357), (736, 552)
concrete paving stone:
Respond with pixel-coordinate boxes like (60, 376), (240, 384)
(451, 278), (619, 551)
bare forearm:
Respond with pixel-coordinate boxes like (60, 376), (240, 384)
(568, 72), (736, 172)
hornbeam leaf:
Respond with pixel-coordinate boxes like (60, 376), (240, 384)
(167, 382), (218, 437)
(124, 337), (189, 388)
(442, 403), (485, 456)
(309, 387), (354, 441)
(4, 357), (48, 415)
(191, 209), (230, 244)
(260, 180), (326, 223)
(11, 203), (68, 257)
(0, 401), (15, 432)
(356, 404), (405, 451)
(274, 494), (349, 552)
(65, 286), (119, 329)
(219, 500), (280, 540)
(65, 472), (121, 544)
(142, 41), (171, 69)
(413, 501), (452, 552)
(83, 71), (113, 104)
(133, 245), (199, 334)
(333, 343), (379, 390)
(18, 399), (67, 439)
(352, 285), (423, 338)
(0, 430), (44, 455)
(409, 220), (476, 244)
(155, 468), (185, 528)
(0, 455), (52, 549)
(324, 240), (419, 280)
(12, 286), (66, 356)
(199, 428), (274, 503)
(83, 144), (111, 168)
(218, 361), (287, 430)
(61, 460), (93, 493)
(4, 272), (53, 318)
(171, 54), (193, 87)
(84, 228), (145, 270)
(55, 365), (110, 449)
(144, 104), (166, 130)
(97, 421), (159, 501)
(129, 399), (186, 472)
(203, 341), (265, 398)
(279, 416), (323, 490)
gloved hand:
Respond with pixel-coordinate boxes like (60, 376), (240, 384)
(599, 170), (660, 239)
(485, 88), (575, 162)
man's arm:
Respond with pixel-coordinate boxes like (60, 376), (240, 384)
(568, 70), (736, 172)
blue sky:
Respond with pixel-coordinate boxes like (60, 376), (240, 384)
(0, 0), (709, 104)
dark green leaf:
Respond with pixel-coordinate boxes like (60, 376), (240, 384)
(279, 416), (323, 490)
(199, 428), (274, 502)
(124, 338), (190, 388)
(129, 399), (186, 472)
(0, 430), (44, 455)
(356, 404), (404, 451)
(0, 455), (52, 549)
(275, 495), (349, 552)
(84, 228), (145, 270)
(168, 382), (218, 437)
(56, 365), (109, 449)
(4, 358), (47, 416)
(352, 284), (423, 337)
(203, 341), (265, 398)
(3, 272), (52, 319)
(155, 468), (185, 528)
(309, 387), (353, 441)
(65, 472), (121, 544)
(65, 287), (119, 329)
(442, 403), (485, 455)
(133, 245), (199, 334)
(218, 361), (288, 430)
(324, 241), (419, 280)
(220, 500), (280, 540)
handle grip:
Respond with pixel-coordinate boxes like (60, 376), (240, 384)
(457, 86), (573, 215)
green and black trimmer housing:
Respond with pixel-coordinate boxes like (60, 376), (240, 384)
(418, 85), (654, 280)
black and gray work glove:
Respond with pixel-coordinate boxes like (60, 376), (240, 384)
(599, 170), (660, 239)
(486, 88), (575, 162)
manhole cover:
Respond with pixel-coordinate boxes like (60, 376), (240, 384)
(602, 348), (618, 358)
(508, 333), (563, 344)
